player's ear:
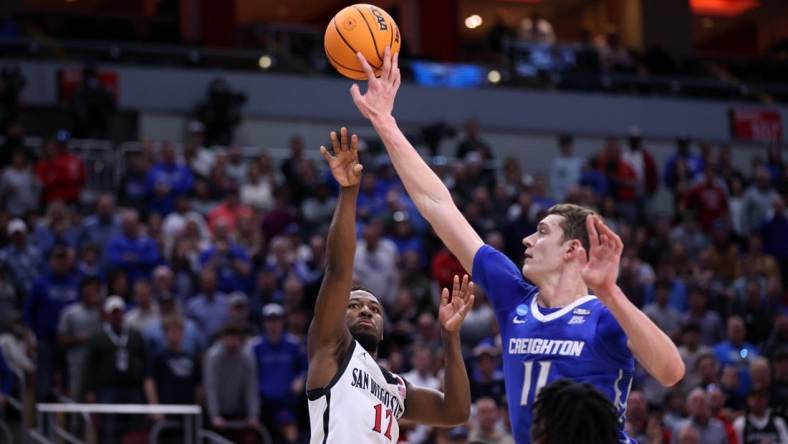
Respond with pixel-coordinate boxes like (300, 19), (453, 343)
(564, 239), (582, 260)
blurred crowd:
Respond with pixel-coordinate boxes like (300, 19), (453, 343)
(0, 110), (786, 444)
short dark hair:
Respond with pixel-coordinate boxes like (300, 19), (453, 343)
(545, 204), (596, 252)
(531, 379), (618, 444)
(350, 285), (377, 297)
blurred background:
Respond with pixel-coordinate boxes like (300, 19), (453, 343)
(0, 0), (786, 443)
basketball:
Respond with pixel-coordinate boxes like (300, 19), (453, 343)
(324, 4), (401, 80)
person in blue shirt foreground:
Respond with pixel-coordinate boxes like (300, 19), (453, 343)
(349, 46), (686, 443)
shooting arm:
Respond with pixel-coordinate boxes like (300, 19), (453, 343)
(371, 115), (482, 272)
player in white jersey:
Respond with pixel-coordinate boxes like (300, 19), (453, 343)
(305, 128), (474, 444)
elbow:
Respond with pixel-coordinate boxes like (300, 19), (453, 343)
(658, 358), (686, 387)
(444, 403), (471, 426)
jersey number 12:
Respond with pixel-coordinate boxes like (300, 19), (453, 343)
(520, 361), (552, 405)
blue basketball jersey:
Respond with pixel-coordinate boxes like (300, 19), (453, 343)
(472, 245), (636, 444)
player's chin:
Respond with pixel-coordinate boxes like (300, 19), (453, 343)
(350, 328), (380, 351)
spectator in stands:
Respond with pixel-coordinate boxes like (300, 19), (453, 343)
(469, 397), (514, 444)
(117, 152), (150, 213)
(599, 32), (635, 73)
(57, 276), (103, 399)
(33, 200), (80, 255)
(0, 148), (40, 217)
(34, 131), (86, 205)
(623, 127), (659, 222)
(106, 209), (161, 282)
(760, 195), (788, 280)
(673, 387), (728, 444)
(260, 188), (299, 244)
(595, 138), (638, 223)
(0, 219), (42, 296)
(24, 245), (79, 400)
(626, 390), (649, 443)
(643, 280), (682, 337)
(144, 293), (203, 356)
(83, 296), (147, 444)
(225, 145), (247, 185)
(682, 287), (725, 346)
(249, 303), (306, 440)
(353, 218), (399, 305)
(69, 64), (115, 139)
(548, 134), (582, 202)
(679, 322), (713, 378)
(456, 119), (492, 161)
(715, 316), (759, 397)
(682, 163), (729, 233)
(186, 267), (229, 342)
(763, 315), (788, 360)
(742, 167), (779, 236)
(196, 78), (245, 146)
(734, 280), (771, 346)
(203, 324), (260, 438)
(208, 185), (254, 234)
(664, 136), (702, 189)
(199, 220), (252, 293)
(470, 343), (505, 403)
(241, 162), (275, 212)
(733, 389), (788, 443)
(78, 193), (119, 249)
(705, 385), (738, 444)
(146, 142), (194, 215)
(162, 195), (209, 250)
(124, 279), (160, 332)
(772, 348), (788, 419)
(144, 316), (202, 413)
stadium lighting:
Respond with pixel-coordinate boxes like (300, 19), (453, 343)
(488, 70), (501, 84)
(465, 14), (483, 29)
(258, 55), (273, 69)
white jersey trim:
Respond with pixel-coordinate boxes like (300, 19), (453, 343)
(530, 294), (597, 322)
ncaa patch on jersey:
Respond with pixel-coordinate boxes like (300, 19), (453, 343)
(573, 308), (591, 316)
(516, 304), (529, 316)
(568, 315), (586, 325)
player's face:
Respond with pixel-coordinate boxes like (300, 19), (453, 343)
(521, 215), (572, 281)
(346, 291), (384, 352)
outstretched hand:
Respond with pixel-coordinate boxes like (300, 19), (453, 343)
(320, 127), (363, 188)
(578, 215), (623, 298)
(439, 275), (475, 334)
(350, 47), (400, 121)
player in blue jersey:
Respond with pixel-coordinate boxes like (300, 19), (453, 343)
(348, 47), (685, 443)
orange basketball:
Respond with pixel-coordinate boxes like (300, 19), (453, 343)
(324, 4), (401, 80)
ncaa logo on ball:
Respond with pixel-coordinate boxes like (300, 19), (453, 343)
(369, 7), (388, 31)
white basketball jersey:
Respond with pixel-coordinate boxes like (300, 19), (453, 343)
(308, 341), (408, 444)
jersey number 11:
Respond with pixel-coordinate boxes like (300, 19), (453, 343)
(521, 361), (552, 405)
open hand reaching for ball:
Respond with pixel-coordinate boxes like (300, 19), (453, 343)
(320, 127), (363, 188)
(350, 46), (400, 121)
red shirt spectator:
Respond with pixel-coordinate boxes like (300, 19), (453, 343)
(595, 139), (637, 202)
(430, 247), (465, 290)
(208, 189), (254, 234)
(683, 165), (728, 233)
(35, 135), (86, 204)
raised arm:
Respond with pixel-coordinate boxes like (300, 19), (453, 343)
(350, 48), (483, 272)
(306, 128), (363, 389)
(403, 275), (473, 425)
(580, 215), (685, 386)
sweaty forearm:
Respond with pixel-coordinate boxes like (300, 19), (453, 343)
(601, 285), (685, 386)
(439, 331), (471, 424)
(370, 115), (453, 220)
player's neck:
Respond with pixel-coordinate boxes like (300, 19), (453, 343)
(536, 268), (588, 308)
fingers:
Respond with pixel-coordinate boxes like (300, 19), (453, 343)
(595, 216), (623, 252)
(460, 274), (470, 299)
(392, 51), (399, 75)
(452, 275), (460, 303)
(352, 163), (364, 176)
(586, 214), (599, 248)
(356, 52), (376, 81)
(319, 145), (333, 163)
(459, 293), (475, 318)
(350, 133), (358, 153)
(330, 131), (340, 154)
(382, 46), (392, 81)
(340, 127), (348, 152)
(440, 287), (449, 307)
(350, 83), (363, 103)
